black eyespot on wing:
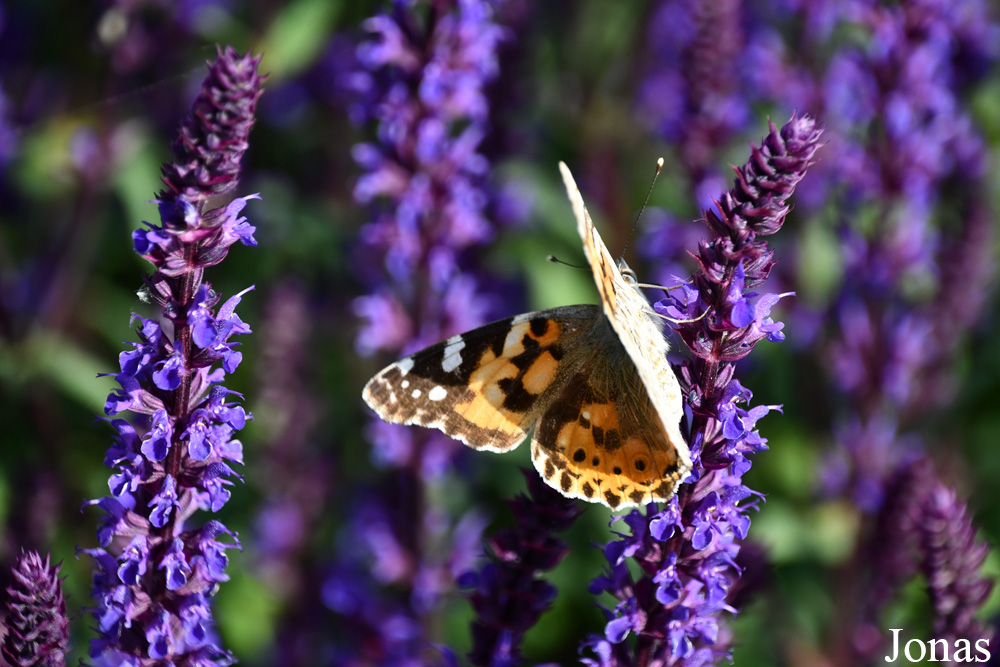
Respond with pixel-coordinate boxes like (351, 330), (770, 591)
(612, 466), (622, 475)
(592, 457), (600, 466)
(634, 459), (646, 471)
(573, 448), (586, 462)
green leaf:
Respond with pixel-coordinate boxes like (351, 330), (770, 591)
(259, 0), (343, 80)
(0, 332), (113, 414)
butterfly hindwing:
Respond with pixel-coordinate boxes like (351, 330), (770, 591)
(362, 306), (602, 453)
(530, 336), (688, 510)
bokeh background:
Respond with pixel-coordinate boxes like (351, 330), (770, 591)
(1, 0), (998, 664)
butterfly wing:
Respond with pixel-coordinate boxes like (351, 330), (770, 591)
(557, 162), (692, 490)
(362, 306), (601, 453)
(530, 335), (689, 510)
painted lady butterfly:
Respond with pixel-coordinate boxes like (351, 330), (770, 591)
(362, 162), (691, 509)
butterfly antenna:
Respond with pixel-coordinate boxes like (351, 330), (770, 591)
(619, 157), (665, 264)
(547, 254), (589, 271)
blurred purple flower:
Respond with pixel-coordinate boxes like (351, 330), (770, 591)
(585, 115), (823, 665)
(351, 0), (508, 357)
(850, 457), (995, 662)
(341, 0), (512, 662)
(1, 550), (69, 667)
(84, 46), (261, 666)
(460, 471), (584, 666)
(640, 0), (751, 208)
(640, 209), (709, 290)
(0, 82), (16, 166)
(743, 1), (998, 662)
(249, 282), (328, 660)
(806, 0), (998, 509)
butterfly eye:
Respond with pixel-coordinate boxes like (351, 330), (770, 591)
(621, 267), (638, 285)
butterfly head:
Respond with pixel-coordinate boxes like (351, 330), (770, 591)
(618, 260), (647, 301)
(618, 260), (638, 286)
(617, 258), (667, 334)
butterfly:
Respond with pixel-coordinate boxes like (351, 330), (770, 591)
(362, 162), (691, 509)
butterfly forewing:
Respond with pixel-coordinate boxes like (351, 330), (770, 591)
(362, 306), (601, 453)
(558, 162), (692, 480)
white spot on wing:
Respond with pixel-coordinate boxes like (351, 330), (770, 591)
(401, 380), (410, 389)
(442, 337), (466, 373)
(411, 389), (421, 399)
(428, 386), (447, 401)
(398, 357), (414, 376)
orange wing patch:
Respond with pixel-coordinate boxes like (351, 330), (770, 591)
(531, 370), (686, 509)
(454, 317), (566, 432)
(455, 352), (529, 437)
(521, 351), (559, 395)
(503, 317), (564, 353)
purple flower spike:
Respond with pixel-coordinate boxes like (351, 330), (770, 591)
(585, 115), (823, 665)
(1, 551), (70, 667)
(86, 46), (261, 665)
(849, 456), (996, 662)
(462, 471), (584, 666)
(160, 47), (264, 211)
(918, 484), (994, 647)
